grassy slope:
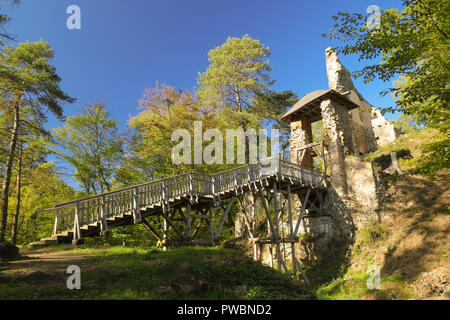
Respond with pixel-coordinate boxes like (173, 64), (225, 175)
(0, 246), (310, 300)
(312, 128), (450, 300)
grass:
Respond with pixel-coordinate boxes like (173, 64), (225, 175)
(303, 219), (419, 300)
(360, 223), (385, 244)
(315, 271), (414, 300)
(0, 245), (310, 300)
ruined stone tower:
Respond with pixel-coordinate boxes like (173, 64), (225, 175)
(278, 48), (400, 258)
(282, 48), (398, 200)
(236, 48), (399, 263)
(325, 48), (399, 154)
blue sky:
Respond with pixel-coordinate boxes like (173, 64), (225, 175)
(5, 0), (404, 187)
(6, 0), (404, 131)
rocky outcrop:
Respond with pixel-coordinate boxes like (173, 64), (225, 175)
(0, 242), (19, 260)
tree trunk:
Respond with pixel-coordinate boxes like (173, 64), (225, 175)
(11, 142), (23, 245)
(234, 85), (250, 163)
(0, 100), (20, 242)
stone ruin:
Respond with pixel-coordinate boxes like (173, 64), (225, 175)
(286, 48), (399, 166)
(236, 48), (400, 264)
(283, 48), (400, 260)
(325, 48), (399, 154)
(283, 47), (399, 207)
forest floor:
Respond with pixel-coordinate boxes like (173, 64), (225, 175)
(0, 245), (311, 300)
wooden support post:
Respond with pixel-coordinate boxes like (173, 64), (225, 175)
(142, 217), (163, 242)
(209, 204), (214, 244)
(160, 211), (184, 239)
(211, 176), (216, 204)
(214, 195), (234, 240)
(279, 254), (291, 275)
(273, 182), (281, 271)
(72, 202), (82, 245)
(163, 216), (168, 251)
(267, 219), (273, 268)
(294, 186), (311, 236)
(185, 203), (191, 242)
(133, 187), (141, 224)
(294, 256), (311, 287)
(259, 189), (276, 236)
(287, 185), (297, 279)
(251, 192), (257, 261)
(101, 195), (108, 235)
(53, 209), (59, 236)
(237, 195), (259, 260)
(191, 221), (202, 240)
(321, 141), (327, 185)
(162, 180), (170, 212)
(237, 197), (254, 239)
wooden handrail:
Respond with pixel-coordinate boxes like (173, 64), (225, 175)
(48, 160), (326, 234)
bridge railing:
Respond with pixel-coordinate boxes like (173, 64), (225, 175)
(52, 173), (199, 234)
(212, 163), (262, 194)
(278, 160), (325, 186)
(49, 160), (326, 235)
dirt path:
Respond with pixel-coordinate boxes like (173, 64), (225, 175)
(0, 247), (93, 278)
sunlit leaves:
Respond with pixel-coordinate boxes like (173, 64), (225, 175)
(51, 104), (124, 194)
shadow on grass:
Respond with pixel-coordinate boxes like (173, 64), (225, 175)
(0, 246), (311, 300)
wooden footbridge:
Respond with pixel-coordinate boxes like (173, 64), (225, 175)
(34, 157), (327, 280)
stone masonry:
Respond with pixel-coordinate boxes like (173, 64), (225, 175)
(325, 48), (399, 153)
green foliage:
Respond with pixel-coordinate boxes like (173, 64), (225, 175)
(252, 90), (299, 158)
(365, 126), (448, 177)
(0, 40), (75, 242)
(51, 103), (124, 193)
(0, 40), (75, 118)
(101, 225), (158, 248)
(197, 34), (273, 112)
(127, 82), (204, 179)
(5, 162), (76, 244)
(360, 223), (385, 244)
(404, 131), (450, 176)
(303, 256), (349, 286)
(393, 113), (420, 134)
(315, 271), (413, 300)
(196, 35), (277, 164)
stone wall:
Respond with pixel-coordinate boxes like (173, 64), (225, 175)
(345, 157), (380, 217)
(371, 108), (400, 148)
(320, 98), (352, 195)
(289, 118), (313, 168)
(349, 109), (370, 155)
(289, 124), (307, 163)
